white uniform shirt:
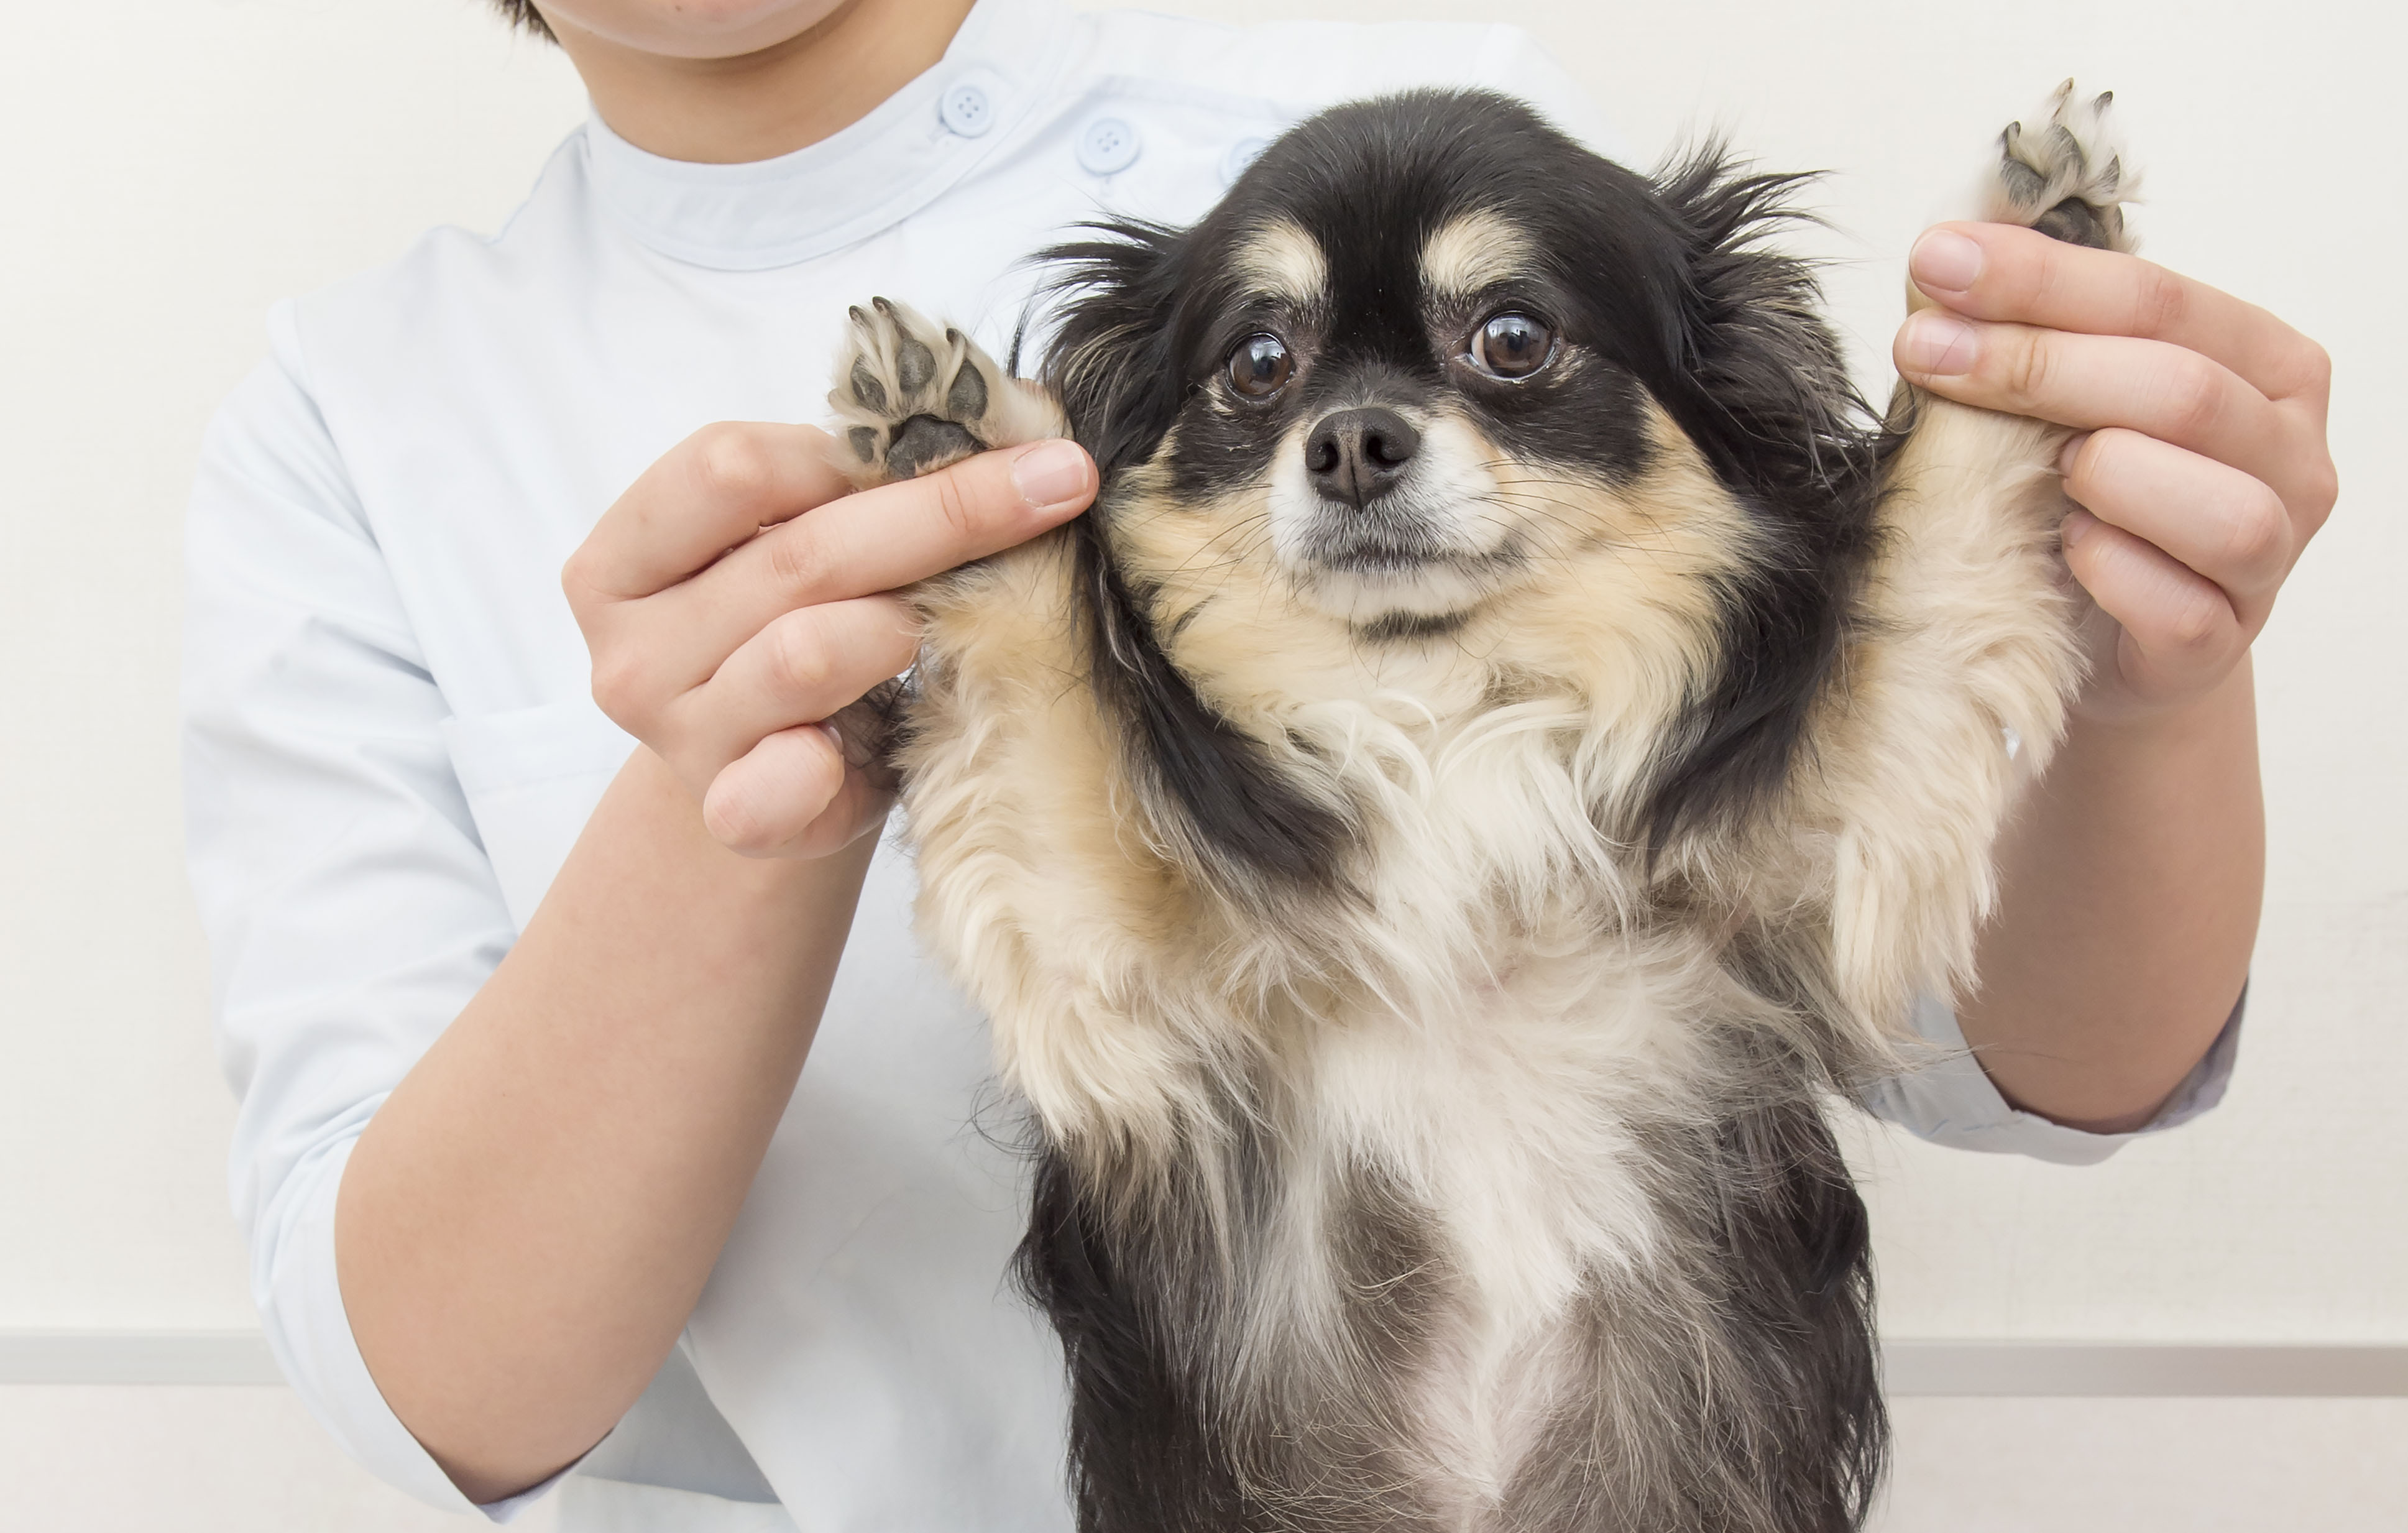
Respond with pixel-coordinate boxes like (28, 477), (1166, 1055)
(181, 1), (2240, 1525)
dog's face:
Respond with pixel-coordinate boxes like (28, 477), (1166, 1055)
(1041, 92), (1880, 878)
(1067, 96), (1719, 635)
(1180, 203), (1668, 630)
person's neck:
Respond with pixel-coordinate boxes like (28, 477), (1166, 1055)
(554, 0), (979, 165)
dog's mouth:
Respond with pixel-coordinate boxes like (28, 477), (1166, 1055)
(1280, 517), (1522, 629)
(1294, 518), (1463, 573)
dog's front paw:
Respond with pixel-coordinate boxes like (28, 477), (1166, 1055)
(825, 297), (1065, 489)
(1983, 80), (2139, 252)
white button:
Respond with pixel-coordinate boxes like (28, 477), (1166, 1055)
(1221, 136), (1272, 185)
(940, 82), (994, 138)
(1076, 116), (1142, 177)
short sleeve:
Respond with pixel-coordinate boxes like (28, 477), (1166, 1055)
(182, 302), (558, 1519)
(1859, 989), (2243, 1166)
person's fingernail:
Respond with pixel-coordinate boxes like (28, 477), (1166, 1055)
(2061, 507), (2098, 548)
(1009, 440), (1093, 512)
(1898, 311), (1978, 377)
(814, 719), (844, 755)
(1909, 228), (1985, 294)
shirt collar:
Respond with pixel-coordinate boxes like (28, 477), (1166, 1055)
(580, 0), (1078, 272)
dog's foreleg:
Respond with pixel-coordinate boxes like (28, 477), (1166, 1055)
(1817, 83), (2139, 1042)
(814, 299), (1073, 778)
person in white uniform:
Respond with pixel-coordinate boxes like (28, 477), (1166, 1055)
(180, 0), (2335, 1525)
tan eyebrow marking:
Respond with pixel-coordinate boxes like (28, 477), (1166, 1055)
(1420, 210), (1534, 298)
(1233, 219), (1329, 306)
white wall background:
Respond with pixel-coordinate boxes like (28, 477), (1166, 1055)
(1, 0), (2399, 1525)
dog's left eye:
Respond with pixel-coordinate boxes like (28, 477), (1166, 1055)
(1228, 333), (1294, 398)
(1469, 313), (1556, 380)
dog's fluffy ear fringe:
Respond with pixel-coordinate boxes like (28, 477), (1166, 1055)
(1033, 224), (1359, 906)
(1652, 149), (1880, 494)
(1036, 222), (1189, 476)
(1635, 147), (1890, 861)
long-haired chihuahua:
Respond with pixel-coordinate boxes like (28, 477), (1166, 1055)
(824, 81), (2130, 1533)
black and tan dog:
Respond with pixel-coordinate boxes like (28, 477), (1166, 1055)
(825, 82), (2130, 1533)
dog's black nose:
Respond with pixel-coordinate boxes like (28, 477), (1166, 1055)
(1304, 407), (1420, 507)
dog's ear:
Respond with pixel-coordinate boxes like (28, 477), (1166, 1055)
(1651, 150), (1871, 505)
(1034, 221), (1358, 908)
(1627, 154), (1886, 861)
(1037, 221), (1190, 474)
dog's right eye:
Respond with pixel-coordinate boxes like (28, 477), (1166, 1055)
(1469, 312), (1556, 381)
(1228, 333), (1294, 398)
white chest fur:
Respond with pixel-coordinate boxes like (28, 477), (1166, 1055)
(1284, 967), (1686, 1499)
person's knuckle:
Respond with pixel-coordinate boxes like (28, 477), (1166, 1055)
(2067, 426), (2115, 485)
(2161, 587), (2227, 655)
(2301, 454), (2341, 522)
(2026, 240), (2074, 311)
(2135, 264), (2189, 338)
(927, 470), (986, 546)
(2161, 359), (2225, 440)
(2295, 336), (2333, 395)
(589, 649), (654, 725)
(692, 423), (778, 507)
(1999, 331), (2053, 410)
(764, 527), (832, 599)
(771, 612), (837, 702)
(2225, 483), (2291, 574)
(559, 545), (598, 606)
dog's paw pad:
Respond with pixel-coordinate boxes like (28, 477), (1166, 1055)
(1984, 80), (2140, 252)
(827, 297), (1008, 485)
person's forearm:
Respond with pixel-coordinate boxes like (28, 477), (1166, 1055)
(1958, 659), (2263, 1132)
(336, 745), (876, 1502)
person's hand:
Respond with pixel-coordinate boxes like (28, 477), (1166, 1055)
(563, 425), (1095, 857)
(1893, 222), (2337, 722)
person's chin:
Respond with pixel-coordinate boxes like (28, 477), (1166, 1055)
(538, 0), (859, 61)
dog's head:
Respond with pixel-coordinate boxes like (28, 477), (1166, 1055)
(1039, 91), (1882, 897)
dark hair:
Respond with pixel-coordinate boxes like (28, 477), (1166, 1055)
(490, 1), (557, 41)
